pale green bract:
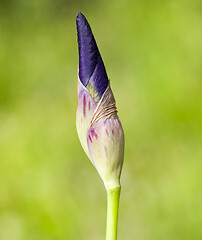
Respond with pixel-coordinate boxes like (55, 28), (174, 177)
(76, 77), (124, 190)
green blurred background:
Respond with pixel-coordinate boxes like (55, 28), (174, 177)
(0, 0), (202, 239)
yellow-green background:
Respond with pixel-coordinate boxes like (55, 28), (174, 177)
(0, 0), (201, 239)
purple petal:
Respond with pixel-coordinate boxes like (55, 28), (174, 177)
(76, 12), (108, 100)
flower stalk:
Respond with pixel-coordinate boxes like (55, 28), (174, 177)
(106, 187), (121, 240)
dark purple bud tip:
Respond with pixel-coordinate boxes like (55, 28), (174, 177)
(76, 12), (108, 100)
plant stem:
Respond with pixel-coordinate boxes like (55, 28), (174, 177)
(106, 186), (121, 240)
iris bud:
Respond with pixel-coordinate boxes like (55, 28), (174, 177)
(76, 12), (124, 190)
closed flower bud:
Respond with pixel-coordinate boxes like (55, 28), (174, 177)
(76, 12), (124, 190)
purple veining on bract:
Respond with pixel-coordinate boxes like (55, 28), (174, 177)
(76, 12), (108, 99)
(88, 135), (92, 143)
(83, 94), (86, 117)
(89, 128), (98, 140)
(105, 128), (109, 136)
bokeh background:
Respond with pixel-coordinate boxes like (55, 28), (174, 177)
(0, 0), (202, 239)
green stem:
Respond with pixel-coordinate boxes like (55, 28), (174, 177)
(106, 186), (121, 240)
